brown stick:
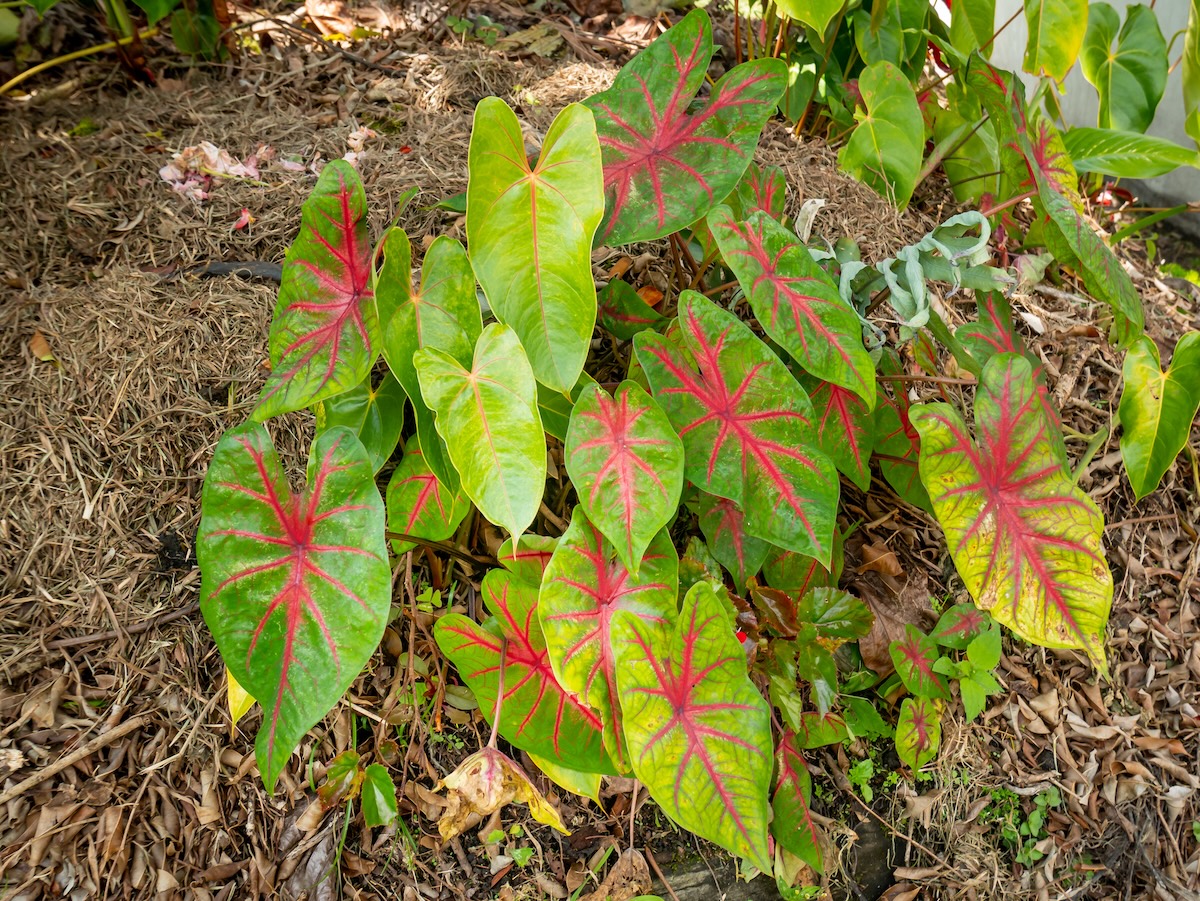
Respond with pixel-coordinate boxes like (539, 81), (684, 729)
(47, 601), (200, 650)
(644, 847), (682, 901)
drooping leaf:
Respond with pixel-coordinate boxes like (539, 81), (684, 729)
(710, 209), (875, 406)
(415, 323), (546, 543)
(774, 0), (843, 35)
(873, 387), (932, 512)
(314, 371), (405, 472)
(362, 763), (398, 827)
(697, 493), (770, 594)
(528, 752), (603, 805)
(889, 624), (950, 700)
(1080, 2), (1166, 133)
(930, 603), (991, 650)
(198, 423), (390, 791)
(896, 697), (943, 769)
(434, 569), (611, 772)
(838, 61), (924, 209)
(437, 747), (569, 840)
(771, 733), (823, 873)
(635, 292), (840, 564)
(385, 438), (470, 555)
(749, 586), (801, 637)
(467, 99), (603, 392)
(810, 381), (875, 490)
(255, 161), (376, 420)
(1062, 128), (1198, 178)
(597, 280), (667, 341)
(614, 580), (774, 872)
(1022, 0), (1088, 81)
(540, 508), (677, 771)
(910, 354), (1113, 672)
(797, 588), (874, 641)
(565, 381), (685, 575)
(1118, 332), (1200, 499)
(497, 535), (559, 584)
(226, 667), (256, 737)
(584, 9), (787, 245)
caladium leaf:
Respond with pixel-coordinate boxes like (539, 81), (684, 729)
(434, 569), (611, 772)
(794, 712), (849, 749)
(415, 323), (546, 543)
(467, 99), (604, 392)
(679, 536), (724, 597)
(614, 580), (774, 872)
(538, 372), (598, 443)
(565, 381), (685, 575)
(1062, 128), (1198, 179)
(437, 747), (569, 841)
(710, 209), (875, 406)
(1118, 332), (1200, 499)
(1023, 0), (1088, 81)
(597, 280), (667, 341)
(314, 371), (405, 472)
(763, 540), (841, 598)
(498, 535), (559, 584)
(1080, 2), (1167, 133)
(930, 603), (991, 650)
(691, 163), (787, 260)
(540, 508), (677, 771)
(910, 354), (1113, 672)
(528, 752), (603, 805)
(635, 292), (840, 565)
(810, 380), (875, 490)
(198, 423), (390, 791)
(838, 61), (924, 209)
(385, 438), (470, 555)
(771, 733), (823, 874)
(896, 697), (942, 770)
(697, 493), (770, 594)
(873, 387), (933, 513)
(797, 588), (873, 641)
(889, 624), (950, 700)
(255, 160), (376, 420)
(584, 9), (787, 246)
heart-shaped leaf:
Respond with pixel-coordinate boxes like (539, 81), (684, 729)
(1023, 0), (1088, 81)
(635, 292), (840, 564)
(896, 697), (942, 769)
(1080, 2), (1166, 133)
(710, 209), (875, 406)
(774, 0), (842, 35)
(434, 569), (611, 772)
(614, 580), (774, 872)
(794, 712), (849, 749)
(597, 280), (667, 341)
(797, 588), (873, 641)
(255, 160), (376, 420)
(949, 0), (996, 57)
(873, 386), (932, 512)
(198, 423), (390, 791)
(467, 99), (604, 392)
(697, 493), (770, 594)
(565, 381), (684, 575)
(386, 438), (470, 555)
(584, 9), (786, 245)
(810, 380), (875, 490)
(538, 372), (597, 443)
(1062, 128), (1198, 179)
(889, 624), (950, 700)
(498, 535), (559, 584)
(838, 61), (923, 208)
(910, 354), (1113, 672)
(539, 508), (677, 771)
(1186, 0), (1200, 146)
(315, 371), (405, 472)
(415, 323), (546, 542)
(930, 603), (991, 650)
(362, 763), (398, 827)
(771, 733), (823, 873)
(691, 163), (788, 260)
(1118, 332), (1200, 499)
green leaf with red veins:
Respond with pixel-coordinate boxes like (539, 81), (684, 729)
(415, 323), (546, 543)
(794, 712), (849, 749)
(497, 535), (559, 584)
(635, 292), (840, 565)
(697, 492), (770, 594)
(434, 569), (613, 773)
(797, 588), (874, 641)
(896, 697), (943, 770)
(565, 381), (684, 575)
(539, 507), (677, 771)
(873, 386), (933, 513)
(385, 438), (470, 555)
(255, 160), (377, 420)
(810, 380), (875, 490)
(198, 423), (390, 792)
(910, 354), (1113, 673)
(889, 624), (950, 700)
(691, 163), (788, 260)
(771, 733), (823, 873)
(314, 371), (406, 473)
(584, 9), (786, 246)
(763, 541), (840, 598)
(597, 280), (667, 341)
(467, 99), (604, 392)
(710, 209), (875, 407)
(930, 603), (991, 650)
(614, 580), (773, 872)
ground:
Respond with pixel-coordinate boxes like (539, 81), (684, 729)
(1, 7), (1198, 901)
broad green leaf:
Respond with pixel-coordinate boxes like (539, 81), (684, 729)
(710, 209), (875, 406)
(852, 0), (928, 76)
(467, 99), (603, 392)
(24, 0), (59, 16)
(794, 628), (838, 714)
(1022, 0), (1088, 81)
(584, 9), (786, 245)
(960, 673), (999, 721)
(794, 712), (849, 748)
(255, 161), (376, 420)
(1186, 1), (1200, 146)
(889, 625), (950, 700)
(810, 381), (875, 490)
(896, 697), (942, 769)
(538, 371), (597, 443)
(635, 292), (840, 565)
(314, 372), (405, 472)
(565, 382), (684, 575)
(1080, 3), (1166, 133)
(540, 508), (677, 771)
(198, 423), (390, 791)
(910, 354), (1113, 672)
(597, 281), (667, 341)
(497, 535), (558, 583)
(528, 753), (602, 805)
(763, 546), (837, 598)
(796, 588), (873, 641)
(697, 493), (770, 594)
(873, 386), (932, 512)
(773, 0), (843, 35)
(842, 696), (892, 740)
(933, 104), (999, 203)
(1118, 333), (1200, 499)
(949, 0), (996, 57)
(838, 61), (923, 209)
(385, 438), (470, 555)
(614, 581), (774, 872)
(771, 733), (823, 873)
(131, 0), (179, 25)
(967, 626), (1003, 672)
(1062, 127), (1197, 178)
(930, 603), (991, 650)
(362, 763), (398, 827)
(415, 323), (545, 542)
(434, 569), (612, 772)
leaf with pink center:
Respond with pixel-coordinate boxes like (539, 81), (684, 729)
(696, 492), (770, 594)
(497, 535), (559, 584)
(896, 697), (943, 770)
(539, 507), (677, 771)
(771, 732), (823, 873)
(198, 422), (390, 791)
(909, 353), (1113, 672)
(635, 291), (840, 565)
(584, 9), (786, 246)
(889, 624), (949, 700)
(810, 380), (875, 490)
(565, 381), (684, 575)
(763, 534), (842, 598)
(873, 385), (932, 513)
(930, 603), (992, 650)
(691, 162), (787, 260)
(385, 437), (469, 555)
(794, 712), (849, 749)
(710, 209), (875, 406)
(613, 580), (774, 872)
(255, 160), (377, 420)
(434, 569), (612, 773)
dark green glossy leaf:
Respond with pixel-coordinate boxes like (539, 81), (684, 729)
(1080, 2), (1166, 133)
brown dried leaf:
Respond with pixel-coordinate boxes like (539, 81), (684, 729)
(858, 573), (935, 675)
(579, 849), (651, 901)
(436, 748), (568, 842)
(857, 541), (903, 577)
(30, 330), (57, 364)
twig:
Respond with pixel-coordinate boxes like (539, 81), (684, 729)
(644, 846), (681, 901)
(0, 28), (160, 96)
(47, 601), (200, 650)
(0, 715), (150, 805)
(385, 531), (494, 566)
(877, 374), (976, 386)
(840, 783), (951, 870)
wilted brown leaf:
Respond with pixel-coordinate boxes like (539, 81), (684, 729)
(579, 848), (651, 901)
(858, 573), (935, 676)
(437, 747), (568, 842)
(857, 541), (904, 577)
(30, 330), (57, 364)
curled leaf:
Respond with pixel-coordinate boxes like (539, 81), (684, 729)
(437, 747), (568, 841)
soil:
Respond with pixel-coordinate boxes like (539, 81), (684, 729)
(1, 7), (1198, 901)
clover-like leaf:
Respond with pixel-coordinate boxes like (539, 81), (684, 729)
(198, 423), (390, 791)
(896, 697), (943, 770)
(889, 624), (950, 700)
(771, 733), (823, 874)
(385, 438), (470, 555)
(1080, 2), (1167, 133)
(697, 493), (770, 594)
